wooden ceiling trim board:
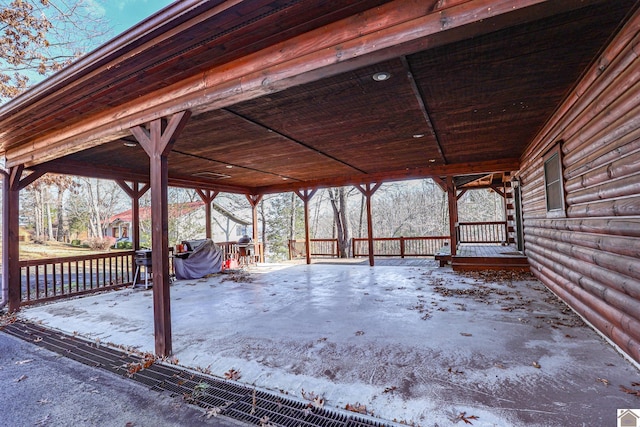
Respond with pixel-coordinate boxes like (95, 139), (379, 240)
(5, 0), (587, 168)
(400, 56), (447, 164)
(255, 158), (520, 194)
(223, 108), (367, 174)
(28, 159), (251, 194)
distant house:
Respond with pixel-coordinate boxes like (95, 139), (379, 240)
(107, 201), (251, 244)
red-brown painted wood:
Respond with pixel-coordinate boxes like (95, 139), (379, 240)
(131, 111), (191, 357)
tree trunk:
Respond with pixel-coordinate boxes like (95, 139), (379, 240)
(46, 201), (54, 241)
(329, 188), (351, 258)
(259, 201), (267, 254)
(56, 188), (66, 241)
(288, 192), (296, 243)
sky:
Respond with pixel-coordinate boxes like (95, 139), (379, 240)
(97, 0), (176, 36)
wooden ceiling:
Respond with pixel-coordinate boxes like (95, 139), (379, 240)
(1, 0), (638, 194)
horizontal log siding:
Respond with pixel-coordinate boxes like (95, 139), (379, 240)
(519, 10), (640, 364)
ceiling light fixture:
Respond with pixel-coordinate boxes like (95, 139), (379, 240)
(372, 71), (391, 82)
(428, 159), (437, 163)
(226, 165), (233, 169)
(123, 142), (137, 147)
(413, 134), (425, 138)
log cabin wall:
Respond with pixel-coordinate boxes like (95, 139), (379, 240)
(519, 7), (640, 365)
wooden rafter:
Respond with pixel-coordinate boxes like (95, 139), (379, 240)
(400, 56), (446, 164)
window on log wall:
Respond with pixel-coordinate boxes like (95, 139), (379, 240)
(543, 142), (566, 218)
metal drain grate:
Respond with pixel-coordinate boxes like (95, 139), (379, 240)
(2, 320), (390, 427)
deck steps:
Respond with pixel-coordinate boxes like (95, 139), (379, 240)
(452, 254), (529, 271)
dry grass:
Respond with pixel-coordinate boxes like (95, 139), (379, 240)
(16, 241), (123, 261)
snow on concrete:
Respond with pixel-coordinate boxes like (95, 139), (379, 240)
(20, 261), (640, 426)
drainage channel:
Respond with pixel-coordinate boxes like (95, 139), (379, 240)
(2, 320), (388, 427)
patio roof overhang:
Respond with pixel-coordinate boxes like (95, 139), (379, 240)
(1, 0), (638, 193)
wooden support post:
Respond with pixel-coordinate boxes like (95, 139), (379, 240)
(246, 194), (264, 262)
(446, 176), (458, 256)
(131, 110), (191, 357)
(356, 183), (382, 267)
(4, 166), (23, 312)
(294, 189), (317, 265)
(196, 189), (219, 239)
(117, 181), (149, 250)
(1, 170), (7, 309)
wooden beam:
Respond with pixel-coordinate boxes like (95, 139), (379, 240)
(446, 176), (458, 256)
(294, 189), (318, 265)
(355, 183), (382, 267)
(256, 159), (520, 194)
(431, 176), (446, 192)
(130, 111), (191, 357)
(196, 189), (219, 239)
(117, 181), (149, 250)
(5, 0), (599, 167)
(246, 194), (263, 244)
(1, 169), (7, 310)
(6, 166), (23, 311)
(29, 158), (252, 194)
(400, 56), (447, 164)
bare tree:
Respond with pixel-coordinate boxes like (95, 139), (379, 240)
(328, 187), (352, 258)
(1, 0), (110, 101)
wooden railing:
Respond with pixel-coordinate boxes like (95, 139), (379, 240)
(20, 251), (135, 306)
(288, 239), (339, 259)
(289, 236), (449, 259)
(17, 240), (266, 306)
(217, 241), (264, 263)
(457, 221), (507, 244)
(352, 236), (449, 257)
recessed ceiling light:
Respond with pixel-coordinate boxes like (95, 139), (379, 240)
(281, 177), (288, 180)
(428, 159), (436, 163)
(372, 72), (391, 82)
(413, 134), (425, 138)
(226, 165), (233, 169)
(123, 142), (137, 147)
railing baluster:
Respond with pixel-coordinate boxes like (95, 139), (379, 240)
(35, 265), (40, 300)
(44, 264), (49, 298)
(25, 266), (31, 302)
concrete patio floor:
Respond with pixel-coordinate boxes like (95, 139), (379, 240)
(19, 261), (640, 426)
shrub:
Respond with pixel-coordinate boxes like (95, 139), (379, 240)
(84, 237), (116, 250)
(116, 241), (133, 249)
(71, 239), (82, 247)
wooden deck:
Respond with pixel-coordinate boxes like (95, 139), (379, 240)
(434, 244), (529, 271)
(453, 244), (529, 271)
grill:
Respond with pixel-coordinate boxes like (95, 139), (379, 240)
(135, 250), (152, 266)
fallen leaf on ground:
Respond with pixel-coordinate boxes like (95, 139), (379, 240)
(460, 332), (472, 337)
(596, 378), (610, 386)
(224, 368), (241, 380)
(383, 386), (397, 393)
(532, 361), (541, 368)
(620, 385), (640, 397)
(345, 403), (368, 414)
